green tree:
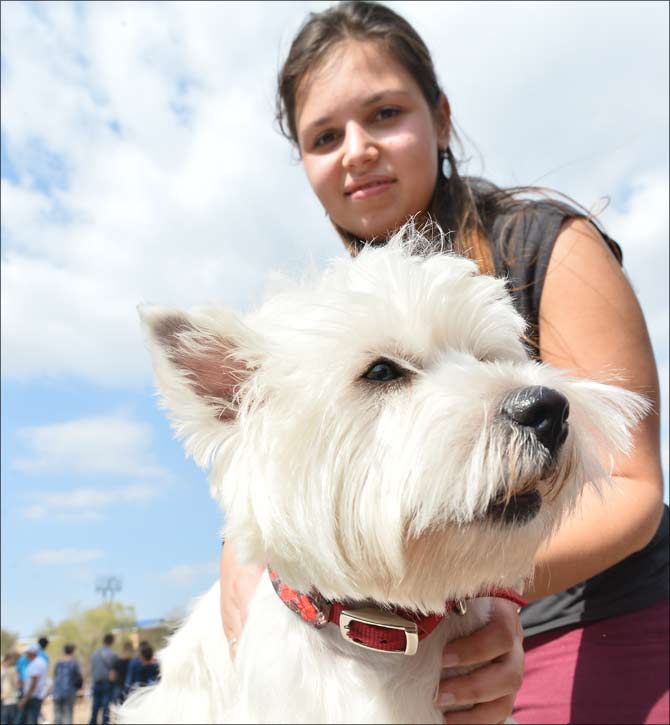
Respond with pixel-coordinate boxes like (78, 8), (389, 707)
(1, 627), (18, 656)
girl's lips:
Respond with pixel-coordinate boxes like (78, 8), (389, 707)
(346, 179), (396, 200)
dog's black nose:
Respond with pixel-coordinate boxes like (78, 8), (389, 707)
(502, 386), (570, 458)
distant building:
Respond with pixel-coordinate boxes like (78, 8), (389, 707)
(112, 617), (175, 650)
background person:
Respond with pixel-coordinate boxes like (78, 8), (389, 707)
(88, 634), (117, 725)
(123, 640), (148, 695)
(51, 644), (82, 725)
(15, 644), (47, 725)
(1, 652), (20, 725)
(110, 642), (133, 706)
(219, 2), (668, 724)
(35, 637), (50, 725)
(134, 645), (159, 689)
(34, 641), (47, 671)
(13, 652), (28, 706)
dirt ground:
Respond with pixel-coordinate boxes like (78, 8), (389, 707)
(41, 695), (103, 724)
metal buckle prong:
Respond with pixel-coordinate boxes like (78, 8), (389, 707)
(454, 599), (467, 616)
(339, 607), (419, 656)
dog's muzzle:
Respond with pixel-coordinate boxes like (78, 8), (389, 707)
(485, 489), (543, 525)
(484, 386), (570, 526)
(501, 385), (569, 459)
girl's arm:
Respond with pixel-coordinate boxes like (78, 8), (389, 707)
(219, 540), (263, 658)
(525, 216), (664, 601)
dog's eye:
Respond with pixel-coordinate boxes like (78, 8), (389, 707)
(363, 359), (404, 382)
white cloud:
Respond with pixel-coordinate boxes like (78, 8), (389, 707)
(0, 2), (331, 385)
(31, 547), (104, 566)
(159, 561), (219, 587)
(21, 483), (160, 521)
(22, 505), (102, 522)
(401, 1), (669, 196)
(599, 173), (669, 360)
(14, 415), (166, 477)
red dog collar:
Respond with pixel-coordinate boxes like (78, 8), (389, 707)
(269, 568), (526, 656)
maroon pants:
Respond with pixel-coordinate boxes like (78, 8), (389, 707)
(513, 599), (670, 725)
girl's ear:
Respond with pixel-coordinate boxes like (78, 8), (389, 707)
(436, 93), (451, 150)
(139, 305), (260, 465)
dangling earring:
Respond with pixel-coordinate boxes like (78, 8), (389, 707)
(439, 147), (451, 180)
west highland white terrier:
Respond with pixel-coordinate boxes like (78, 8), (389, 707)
(118, 227), (647, 724)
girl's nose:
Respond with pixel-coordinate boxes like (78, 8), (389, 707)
(342, 122), (379, 169)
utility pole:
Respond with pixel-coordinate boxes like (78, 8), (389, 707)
(95, 576), (122, 602)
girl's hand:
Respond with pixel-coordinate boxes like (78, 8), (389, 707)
(435, 598), (524, 724)
(219, 540), (264, 659)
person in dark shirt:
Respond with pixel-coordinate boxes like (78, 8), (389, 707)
(110, 642), (133, 705)
(135, 644), (159, 688)
(52, 643), (82, 725)
(88, 633), (118, 725)
(123, 640), (147, 693)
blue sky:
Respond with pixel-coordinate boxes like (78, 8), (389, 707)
(1, 1), (668, 637)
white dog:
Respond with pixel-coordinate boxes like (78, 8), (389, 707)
(118, 227), (647, 724)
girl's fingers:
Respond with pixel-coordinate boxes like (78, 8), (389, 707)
(441, 694), (516, 724)
(437, 644), (524, 709)
(437, 601), (524, 725)
(442, 598), (522, 667)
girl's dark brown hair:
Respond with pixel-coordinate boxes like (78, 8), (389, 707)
(275, 0), (610, 278)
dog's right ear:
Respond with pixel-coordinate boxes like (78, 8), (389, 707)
(139, 305), (259, 466)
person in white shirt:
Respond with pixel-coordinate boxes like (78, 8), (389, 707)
(1, 652), (20, 725)
(16, 644), (48, 725)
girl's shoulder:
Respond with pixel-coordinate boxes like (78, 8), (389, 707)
(488, 195), (622, 268)
(481, 192), (623, 354)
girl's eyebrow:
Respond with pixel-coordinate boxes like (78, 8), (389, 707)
(301, 89), (412, 138)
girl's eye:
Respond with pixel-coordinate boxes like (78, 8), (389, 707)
(363, 359), (405, 382)
(313, 130), (337, 149)
(376, 106), (401, 121)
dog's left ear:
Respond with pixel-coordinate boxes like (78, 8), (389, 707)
(139, 305), (259, 466)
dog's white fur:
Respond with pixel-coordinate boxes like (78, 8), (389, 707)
(118, 227), (647, 723)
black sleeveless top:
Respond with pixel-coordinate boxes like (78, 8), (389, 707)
(489, 199), (669, 637)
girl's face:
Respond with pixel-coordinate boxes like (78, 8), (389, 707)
(295, 40), (450, 242)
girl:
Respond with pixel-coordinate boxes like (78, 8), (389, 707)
(220, 2), (668, 723)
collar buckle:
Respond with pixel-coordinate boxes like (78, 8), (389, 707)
(453, 599), (468, 616)
(339, 607), (419, 656)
